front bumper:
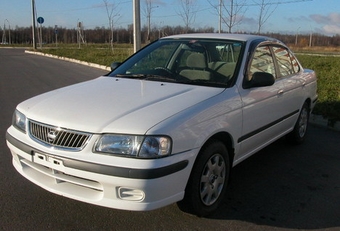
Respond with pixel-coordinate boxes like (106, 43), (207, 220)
(6, 127), (193, 211)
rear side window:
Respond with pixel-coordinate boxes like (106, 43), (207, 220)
(272, 46), (300, 77)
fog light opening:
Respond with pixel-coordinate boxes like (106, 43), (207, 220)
(118, 187), (145, 201)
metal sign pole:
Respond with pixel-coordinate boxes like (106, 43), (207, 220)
(133, 0), (141, 53)
(39, 23), (42, 49)
(31, 0), (37, 49)
(37, 17), (44, 49)
(55, 25), (58, 47)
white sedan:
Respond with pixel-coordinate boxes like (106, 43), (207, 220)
(6, 33), (317, 216)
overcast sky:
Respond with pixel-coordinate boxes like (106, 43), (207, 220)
(1, 0), (340, 35)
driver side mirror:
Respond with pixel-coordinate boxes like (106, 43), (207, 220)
(111, 62), (122, 71)
(244, 72), (275, 89)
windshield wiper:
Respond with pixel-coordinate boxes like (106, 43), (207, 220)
(144, 76), (177, 82)
(179, 79), (229, 87)
(115, 74), (148, 79)
(115, 74), (176, 82)
(115, 74), (228, 87)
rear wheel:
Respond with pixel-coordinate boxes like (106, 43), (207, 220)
(177, 140), (230, 217)
(287, 102), (310, 144)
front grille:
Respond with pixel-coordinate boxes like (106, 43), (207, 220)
(29, 120), (92, 151)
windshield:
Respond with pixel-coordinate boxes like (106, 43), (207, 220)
(108, 38), (245, 88)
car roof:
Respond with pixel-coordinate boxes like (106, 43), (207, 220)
(161, 33), (280, 43)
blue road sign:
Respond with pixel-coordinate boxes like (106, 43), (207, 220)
(37, 17), (44, 24)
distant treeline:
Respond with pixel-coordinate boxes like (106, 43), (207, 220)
(2, 24), (340, 46)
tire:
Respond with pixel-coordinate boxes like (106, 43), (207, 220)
(177, 140), (230, 217)
(287, 102), (310, 144)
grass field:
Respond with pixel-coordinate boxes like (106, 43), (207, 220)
(297, 54), (340, 122)
(34, 43), (339, 122)
(40, 44), (134, 66)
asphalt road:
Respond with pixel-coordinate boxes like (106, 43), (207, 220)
(1, 48), (340, 231)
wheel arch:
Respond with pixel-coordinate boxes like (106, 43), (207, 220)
(304, 98), (311, 110)
(200, 131), (235, 166)
(301, 97), (312, 117)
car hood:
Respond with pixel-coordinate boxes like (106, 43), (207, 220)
(18, 77), (225, 134)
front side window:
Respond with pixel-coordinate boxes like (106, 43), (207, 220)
(109, 39), (245, 88)
(248, 46), (276, 81)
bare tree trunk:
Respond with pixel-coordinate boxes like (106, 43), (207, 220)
(143, 0), (158, 43)
(103, 0), (120, 53)
(228, 0), (233, 33)
(255, 0), (278, 34)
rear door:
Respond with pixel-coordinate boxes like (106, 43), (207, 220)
(271, 46), (306, 125)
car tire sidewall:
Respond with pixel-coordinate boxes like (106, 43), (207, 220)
(178, 140), (230, 217)
(287, 102), (310, 144)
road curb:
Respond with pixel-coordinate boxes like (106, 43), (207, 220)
(310, 114), (340, 132)
(24, 50), (111, 71)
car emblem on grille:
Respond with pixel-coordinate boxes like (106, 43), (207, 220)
(47, 129), (58, 143)
(29, 121), (91, 150)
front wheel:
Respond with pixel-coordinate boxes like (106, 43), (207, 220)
(177, 140), (230, 217)
(287, 102), (310, 144)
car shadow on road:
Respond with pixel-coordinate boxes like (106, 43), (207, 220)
(209, 125), (340, 229)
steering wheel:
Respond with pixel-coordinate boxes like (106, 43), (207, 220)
(154, 67), (173, 76)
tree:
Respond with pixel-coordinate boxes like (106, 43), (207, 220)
(177, 0), (198, 33)
(254, 0), (278, 34)
(209, 0), (247, 33)
(143, 0), (159, 42)
(103, 0), (120, 52)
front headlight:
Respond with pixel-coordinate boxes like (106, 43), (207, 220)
(12, 110), (27, 133)
(94, 134), (172, 158)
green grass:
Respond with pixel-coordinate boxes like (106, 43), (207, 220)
(32, 44), (339, 122)
(297, 55), (340, 122)
(37, 43), (134, 66)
